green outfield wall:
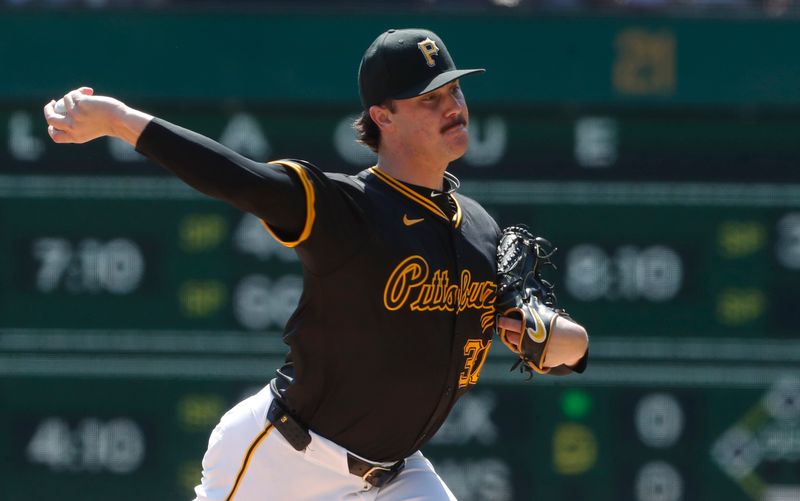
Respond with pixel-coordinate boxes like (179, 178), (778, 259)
(5, 10), (800, 107)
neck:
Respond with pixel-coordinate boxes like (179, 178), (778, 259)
(376, 149), (448, 190)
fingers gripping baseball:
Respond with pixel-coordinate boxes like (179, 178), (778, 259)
(44, 87), (92, 141)
(44, 87), (123, 144)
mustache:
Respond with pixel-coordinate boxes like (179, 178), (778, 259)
(441, 116), (467, 134)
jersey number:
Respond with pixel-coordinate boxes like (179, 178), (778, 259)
(458, 339), (492, 388)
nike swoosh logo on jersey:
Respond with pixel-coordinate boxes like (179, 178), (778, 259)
(430, 191), (443, 197)
(403, 215), (425, 226)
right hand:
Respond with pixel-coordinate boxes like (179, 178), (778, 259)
(497, 315), (523, 345)
(43, 87), (127, 144)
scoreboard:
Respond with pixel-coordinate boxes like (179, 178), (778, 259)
(2, 177), (799, 336)
(4, 107), (800, 182)
(1, 104), (800, 501)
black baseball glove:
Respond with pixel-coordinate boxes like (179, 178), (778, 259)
(495, 225), (566, 376)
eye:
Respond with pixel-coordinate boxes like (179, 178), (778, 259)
(422, 94), (437, 103)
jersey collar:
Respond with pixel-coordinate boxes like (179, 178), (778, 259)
(369, 167), (463, 227)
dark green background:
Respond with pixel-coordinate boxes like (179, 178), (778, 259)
(2, 8), (800, 501)
(6, 11), (800, 106)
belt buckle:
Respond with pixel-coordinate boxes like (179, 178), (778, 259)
(362, 461), (403, 488)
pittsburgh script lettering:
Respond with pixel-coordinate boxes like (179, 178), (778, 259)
(383, 255), (496, 331)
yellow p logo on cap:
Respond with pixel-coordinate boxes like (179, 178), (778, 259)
(417, 38), (440, 67)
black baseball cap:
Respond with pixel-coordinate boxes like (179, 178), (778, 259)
(358, 28), (485, 109)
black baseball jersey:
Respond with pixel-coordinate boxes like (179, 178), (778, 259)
(267, 160), (500, 462)
(136, 119), (501, 463)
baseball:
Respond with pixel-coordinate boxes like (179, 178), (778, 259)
(54, 98), (66, 114)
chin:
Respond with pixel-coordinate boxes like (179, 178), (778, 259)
(447, 140), (469, 162)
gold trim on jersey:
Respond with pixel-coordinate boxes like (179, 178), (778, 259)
(452, 196), (463, 228)
(259, 159), (317, 247)
(225, 423), (275, 501)
(480, 308), (496, 332)
(369, 167), (462, 227)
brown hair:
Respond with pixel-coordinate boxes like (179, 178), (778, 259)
(353, 100), (395, 153)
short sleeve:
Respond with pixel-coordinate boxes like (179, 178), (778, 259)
(263, 160), (367, 275)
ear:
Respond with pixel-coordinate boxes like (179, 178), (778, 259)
(368, 104), (393, 131)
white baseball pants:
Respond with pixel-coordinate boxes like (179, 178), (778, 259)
(193, 385), (457, 501)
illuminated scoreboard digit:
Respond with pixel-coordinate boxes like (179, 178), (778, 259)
(0, 378), (268, 500)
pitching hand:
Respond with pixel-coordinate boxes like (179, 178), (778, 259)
(43, 87), (127, 144)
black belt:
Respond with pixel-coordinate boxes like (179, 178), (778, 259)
(267, 398), (405, 488)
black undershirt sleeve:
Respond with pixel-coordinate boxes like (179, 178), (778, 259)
(134, 118), (306, 237)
